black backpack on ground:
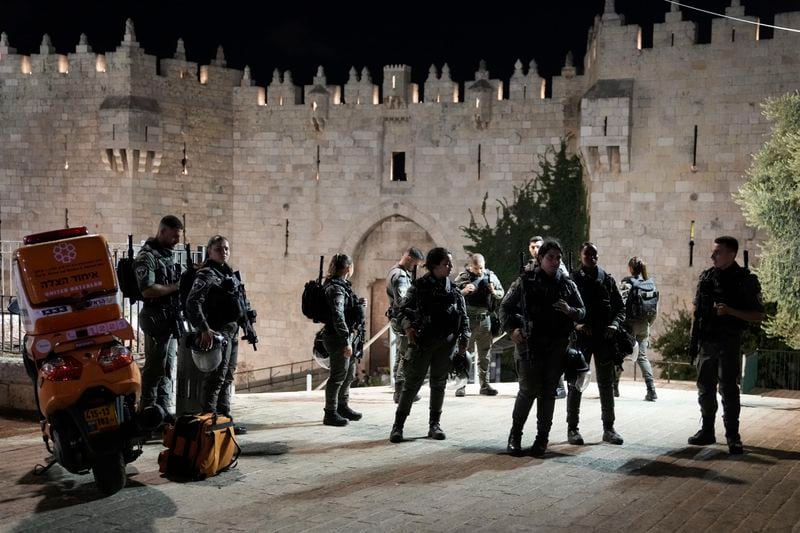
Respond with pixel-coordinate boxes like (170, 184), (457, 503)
(117, 235), (143, 302)
(301, 256), (330, 323)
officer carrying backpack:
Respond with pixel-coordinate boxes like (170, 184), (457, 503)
(626, 277), (659, 324)
(116, 234), (143, 302)
(301, 256), (330, 323)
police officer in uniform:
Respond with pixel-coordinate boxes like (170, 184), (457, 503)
(688, 236), (763, 454)
(569, 242), (626, 446)
(501, 239), (585, 456)
(185, 235), (243, 426)
(454, 253), (504, 396)
(135, 215), (183, 421)
(321, 253), (367, 427)
(386, 247), (425, 403)
(389, 248), (470, 443)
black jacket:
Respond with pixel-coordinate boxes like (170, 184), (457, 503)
(500, 267), (585, 340)
(398, 274), (470, 346)
(572, 266), (625, 333)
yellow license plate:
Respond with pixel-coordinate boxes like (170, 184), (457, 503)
(84, 403), (119, 433)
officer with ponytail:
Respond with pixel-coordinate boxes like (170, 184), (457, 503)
(320, 253), (367, 426)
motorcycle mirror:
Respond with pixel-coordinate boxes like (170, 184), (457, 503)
(6, 297), (20, 315)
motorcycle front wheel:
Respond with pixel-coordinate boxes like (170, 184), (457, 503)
(91, 451), (126, 496)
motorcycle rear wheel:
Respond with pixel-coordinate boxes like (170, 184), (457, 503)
(92, 452), (126, 496)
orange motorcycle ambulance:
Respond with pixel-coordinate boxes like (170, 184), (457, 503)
(12, 226), (145, 495)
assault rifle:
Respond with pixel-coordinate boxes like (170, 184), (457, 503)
(688, 272), (715, 364)
(170, 261), (188, 339)
(350, 297), (367, 360)
(232, 271), (259, 350)
(518, 252), (530, 337)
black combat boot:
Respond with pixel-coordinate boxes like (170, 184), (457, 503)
(726, 435), (744, 455)
(507, 426), (524, 456)
(428, 411), (446, 440)
(323, 409), (348, 427)
(389, 412), (408, 443)
(480, 383), (498, 396)
(531, 435), (548, 457)
(724, 418), (743, 454)
(645, 387), (658, 402)
(602, 427), (624, 445)
(567, 427), (584, 445)
(337, 404), (362, 421)
(688, 428), (716, 446)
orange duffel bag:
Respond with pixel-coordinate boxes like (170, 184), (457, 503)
(158, 413), (241, 480)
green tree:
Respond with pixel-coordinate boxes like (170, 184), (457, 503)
(736, 92), (800, 349)
(650, 310), (697, 381)
(461, 139), (589, 288)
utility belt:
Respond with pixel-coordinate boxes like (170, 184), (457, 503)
(467, 307), (490, 320)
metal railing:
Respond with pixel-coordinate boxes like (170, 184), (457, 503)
(0, 294), (23, 354)
(653, 360), (695, 383)
(751, 349), (800, 390)
(236, 359), (323, 392)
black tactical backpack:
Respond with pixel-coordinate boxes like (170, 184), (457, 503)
(301, 256), (330, 323)
(626, 277), (659, 324)
(116, 235), (143, 302)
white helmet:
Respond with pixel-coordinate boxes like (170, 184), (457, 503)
(187, 333), (227, 372)
(312, 328), (330, 370)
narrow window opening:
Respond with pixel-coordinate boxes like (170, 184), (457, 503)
(391, 152), (406, 182)
(523, 85), (527, 100)
(670, 33), (675, 47)
(316, 145), (320, 181)
(691, 125), (698, 170)
(731, 28), (736, 42)
(477, 144), (482, 181)
(603, 117), (608, 136)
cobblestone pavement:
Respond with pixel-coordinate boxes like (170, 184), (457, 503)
(1, 379), (799, 532)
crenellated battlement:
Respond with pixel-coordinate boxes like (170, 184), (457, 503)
(3, 3), (799, 108)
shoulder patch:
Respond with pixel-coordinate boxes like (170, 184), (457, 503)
(192, 277), (208, 291)
(135, 264), (149, 281)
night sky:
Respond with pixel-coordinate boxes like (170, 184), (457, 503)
(1, 1), (800, 86)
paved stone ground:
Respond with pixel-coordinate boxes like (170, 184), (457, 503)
(1, 378), (799, 533)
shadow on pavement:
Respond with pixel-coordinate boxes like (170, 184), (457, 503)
(615, 446), (750, 483)
(740, 445), (800, 462)
(239, 441), (290, 457)
(282, 450), (539, 500)
(292, 438), (390, 455)
(237, 421), (322, 431)
(7, 464), (177, 532)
